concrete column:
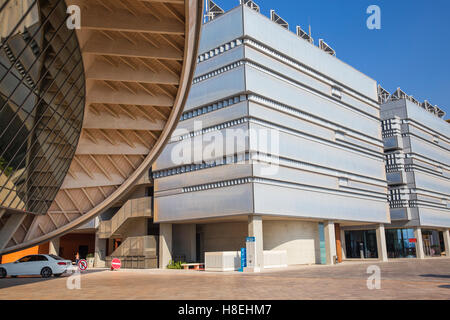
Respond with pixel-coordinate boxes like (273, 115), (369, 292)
(246, 215), (264, 272)
(324, 221), (337, 265)
(414, 227), (425, 259)
(49, 237), (60, 256)
(443, 229), (450, 257)
(159, 223), (172, 269)
(376, 224), (388, 262)
(94, 233), (106, 267)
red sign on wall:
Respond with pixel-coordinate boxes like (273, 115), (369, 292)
(409, 238), (417, 243)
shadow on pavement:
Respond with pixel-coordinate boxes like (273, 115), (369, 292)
(420, 274), (450, 279)
(0, 269), (106, 290)
(438, 285), (450, 289)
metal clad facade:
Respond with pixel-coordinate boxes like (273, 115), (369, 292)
(154, 5), (389, 224)
(381, 99), (450, 228)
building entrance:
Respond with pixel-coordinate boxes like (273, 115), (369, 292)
(344, 230), (378, 259)
(422, 230), (445, 257)
(385, 228), (416, 258)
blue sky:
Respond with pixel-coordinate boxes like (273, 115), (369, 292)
(211, 0), (450, 115)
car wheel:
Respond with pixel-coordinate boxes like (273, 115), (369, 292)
(41, 267), (52, 278)
(53, 273), (63, 277)
(0, 268), (6, 278)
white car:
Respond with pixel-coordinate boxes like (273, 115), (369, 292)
(0, 254), (72, 278)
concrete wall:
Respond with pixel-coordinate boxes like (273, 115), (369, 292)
(116, 217), (148, 239)
(173, 224), (196, 262)
(199, 222), (247, 253)
(198, 220), (320, 266)
(263, 220), (320, 265)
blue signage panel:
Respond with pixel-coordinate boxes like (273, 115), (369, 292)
(239, 247), (247, 272)
(246, 236), (255, 242)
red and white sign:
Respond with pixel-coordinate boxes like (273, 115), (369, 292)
(78, 259), (88, 271)
(111, 258), (121, 270)
(409, 238), (417, 243)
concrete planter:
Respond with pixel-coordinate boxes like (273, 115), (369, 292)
(87, 257), (95, 268)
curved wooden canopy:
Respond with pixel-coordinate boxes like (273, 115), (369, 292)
(1, 0), (203, 254)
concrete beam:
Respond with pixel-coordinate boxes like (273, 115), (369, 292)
(0, 213), (27, 250)
(83, 34), (183, 60)
(86, 61), (180, 85)
(83, 113), (165, 131)
(86, 83), (174, 107)
(77, 4), (185, 35)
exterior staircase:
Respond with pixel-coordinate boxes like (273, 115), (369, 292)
(105, 235), (158, 269)
(98, 196), (152, 239)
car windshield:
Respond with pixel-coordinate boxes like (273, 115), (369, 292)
(48, 254), (64, 260)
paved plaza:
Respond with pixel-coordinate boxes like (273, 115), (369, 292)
(1, 259), (449, 300)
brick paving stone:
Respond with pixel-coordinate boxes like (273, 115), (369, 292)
(0, 258), (449, 300)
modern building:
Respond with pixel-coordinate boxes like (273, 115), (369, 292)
(379, 88), (450, 259)
(0, 0), (203, 262)
(2, 0), (449, 270)
(150, 2), (391, 270)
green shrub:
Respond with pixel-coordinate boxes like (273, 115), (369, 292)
(0, 157), (13, 176)
(166, 260), (185, 269)
(86, 253), (95, 258)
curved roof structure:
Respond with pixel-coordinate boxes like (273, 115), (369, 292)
(0, 0), (203, 254)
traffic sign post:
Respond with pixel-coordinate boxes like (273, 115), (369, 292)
(111, 258), (121, 271)
(78, 259), (88, 271)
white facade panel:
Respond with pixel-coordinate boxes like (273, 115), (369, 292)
(242, 6), (377, 100)
(245, 66), (381, 138)
(253, 183), (389, 223)
(185, 67), (246, 111)
(155, 184), (254, 222)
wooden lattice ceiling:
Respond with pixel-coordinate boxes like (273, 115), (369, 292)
(1, 0), (202, 254)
